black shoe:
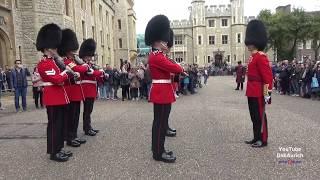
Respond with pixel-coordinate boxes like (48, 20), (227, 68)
(166, 130), (176, 137)
(60, 150), (73, 157)
(50, 152), (69, 162)
(67, 140), (81, 147)
(244, 139), (257, 144)
(251, 140), (267, 148)
(153, 152), (176, 163)
(85, 129), (97, 136)
(91, 129), (99, 133)
(74, 138), (86, 144)
(235, 88), (239, 90)
(168, 127), (176, 133)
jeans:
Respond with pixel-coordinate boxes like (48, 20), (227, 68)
(98, 85), (106, 99)
(204, 75), (208, 85)
(113, 85), (119, 98)
(105, 83), (113, 98)
(14, 87), (27, 110)
(290, 79), (299, 95)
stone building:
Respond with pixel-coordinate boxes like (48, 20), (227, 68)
(0, 0), (136, 69)
(170, 0), (255, 67)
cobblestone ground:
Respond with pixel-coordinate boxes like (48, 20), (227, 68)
(0, 76), (320, 179)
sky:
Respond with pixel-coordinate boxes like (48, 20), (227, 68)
(135, 0), (320, 34)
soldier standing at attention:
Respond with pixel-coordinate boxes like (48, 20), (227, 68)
(145, 15), (184, 163)
(244, 20), (273, 148)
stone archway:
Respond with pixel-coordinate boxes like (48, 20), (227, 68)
(0, 28), (13, 68)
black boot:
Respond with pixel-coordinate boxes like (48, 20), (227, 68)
(67, 140), (81, 147)
(244, 139), (257, 144)
(85, 129), (97, 136)
(74, 137), (86, 144)
(153, 152), (176, 163)
(50, 152), (69, 162)
(60, 150), (73, 157)
(166, 129), (176, 137)
(251, 140), (267, 148)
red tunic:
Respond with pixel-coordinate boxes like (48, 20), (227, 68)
(236, 65), (246, 83)
(81, 68), (104, 99)
(63, 57), (88, 102)
(246, 52), (273, 97)
(37, 56), (69, 106)
(149, 51), (183, 104)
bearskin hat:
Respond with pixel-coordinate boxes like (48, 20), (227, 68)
(58, 29), (79, 56)
(145, 15), (170, 46)
(245, 20), (268, 51)
(167, 28), (174, 48)
(79, 38), (96, 58)
(36, 23), (62, 52)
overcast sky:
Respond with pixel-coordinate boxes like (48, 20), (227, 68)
(135, 0), (320, 34)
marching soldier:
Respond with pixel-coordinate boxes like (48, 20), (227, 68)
(244, 20), (273, 148)
(58, 29), (89, 147)
(79, 39), (104, 136)
(145, 15), (184, 163)
(36, 23), (72, 162)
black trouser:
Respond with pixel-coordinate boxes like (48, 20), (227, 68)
(280, 79), (289, 94)
(33, 87), (43, 108)
(66, 101), (81, 140)
(152, 104), (171, 156)
(121, 85), (130, 99)
(236, 83), (243, 90)
(46, 105), (66, 154)
(83, 98), (95, 132)
(248, 97), (268, 143)
(131, 88), (138, 98)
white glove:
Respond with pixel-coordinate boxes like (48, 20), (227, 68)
(87, 68), (94, 75)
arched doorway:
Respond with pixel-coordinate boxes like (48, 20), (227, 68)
(214, 53), (223, 67)
(0, 28), (12, 68)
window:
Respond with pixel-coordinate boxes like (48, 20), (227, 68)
(227, 55), (230, 62)
(222, 19), (228, 27)
(234, 55), (237, 61)
(106, 12), (109, 27)
(81, 0), (85, 9)
(208, 20), (215, 27)
(100, 30), (104, 45)
(233, 16), (235, 23)
(82, 21), (86, 40)
(119, 38), (122, 48)
(195, 56), (198, 63)
(237, 33), (241, 43)
(118, 19), (121, 30)
(65, 0), (70, 16)
(175, 57), (183, 63)
(207, 56), (211, 63)
(107, 34), (110, 47)
(91, 0), (95, 15)
(92, 26), (95, 40)
(116, 0), (119, 2)
(99, 5), (102, 20)
(174, 35), (183, 45)
(209, 36), (215, 45)
(198, 36), (202, 45)
(222, 35), (228, 44)
(14, 0), (18, 8)
(111, 16), (114, 30)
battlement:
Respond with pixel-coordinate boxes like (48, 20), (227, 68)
(170, 19), (192, 28)
(205, 4), (232, 17)
(244, 16), (256, 24)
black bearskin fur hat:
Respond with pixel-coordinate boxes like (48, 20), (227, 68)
(36, 23), (62, 52)
(145, 15), (170, 46)
(167, 28), (174, 48)
(245, 20), (268, 51)
(79, 38), (96, 58)
(58, 29), (79, 56)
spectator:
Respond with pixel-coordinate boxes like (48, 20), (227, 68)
(311, 61), (320, 100)
(31, 67), (43, 109)
(98, 67), (107, 99)
(129, 68), (140, 101)
(5, 65), (12, 92)
(120, 63), (130, 101)
(143, 64), (152, 100)
(289, 62), (301, 96)
(300, 63), (313, 98)
(203, 67), (209, 85)
(137, 65), (145, 99)
(11, 60), (30, 112)
(113, 67), (120, 100)
(0, 68), (5, 92)
(279, 63), (290, 95)
(105, 64), (114, 100)
(0, 68), (4, 110)
(235, 61), (245, 91)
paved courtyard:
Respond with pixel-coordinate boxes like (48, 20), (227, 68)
(0, 76), (320, 179)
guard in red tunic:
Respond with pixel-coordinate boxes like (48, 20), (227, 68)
(36, 23), (72, 162)
(145, 15), (184, 163)
(244, 20), (273, 148)
(58, 29), (89, 147)
(235, 61), (246, 90)
(79, 39), (104, 136)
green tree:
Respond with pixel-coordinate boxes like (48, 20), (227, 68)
(310, 15), (320, 61)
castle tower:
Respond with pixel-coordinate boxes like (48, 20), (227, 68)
(230, 0), (246, 65)
(191, 0), (206, 65)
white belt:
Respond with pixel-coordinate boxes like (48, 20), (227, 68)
(152, 79), (171, 84)
(81, 80), (97, 84)
(75, 81), (81, 85)
(42, 82), (54, 86)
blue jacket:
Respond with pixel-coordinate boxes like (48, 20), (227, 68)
(11, 68), (30, 88)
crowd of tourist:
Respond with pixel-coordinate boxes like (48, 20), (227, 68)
(96, 61), (209, 101)
(272, 59), (320, 100)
